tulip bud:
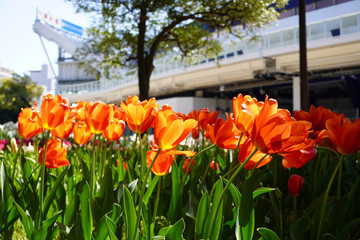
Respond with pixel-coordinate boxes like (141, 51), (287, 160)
(10, 138), (18, 153)
(275, 188), (283, 200)
(288, 174), (305, 197)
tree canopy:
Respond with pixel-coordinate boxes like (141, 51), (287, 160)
(70, 0), (287, 100)
(0, 74), (43, 124)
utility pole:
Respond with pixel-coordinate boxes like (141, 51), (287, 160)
(299, 0), (309, 110)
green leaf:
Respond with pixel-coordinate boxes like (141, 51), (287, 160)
(143, 175), (159, 205)
(33, 211), (62, 240)
(238, 179), (255, 240)
(105, 215), (118, 240)
(257, 227), (280, 240)
(80, 181), (92, 240)
(290, 217), (306, 240)
(204, 178), (224, 240)
(122, 185), (137, 240)
(43, 166), (70, 216)
(141, 200), (152, 239)
(333, 217), (360, 240)
(169, 161), (181, 222)
(195, 193), (210, 239)
(158, 218), (185, 240)
(64, 194), (79, 226)
(101, 166), (115, 214)
(14, 201), (35, 239)
(253, 187), (275, 199)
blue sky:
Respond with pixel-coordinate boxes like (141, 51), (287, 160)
(0, 0), (91, 75)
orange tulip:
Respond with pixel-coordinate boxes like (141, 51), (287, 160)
(199, 108), (219, 131)
(102, 118), (126, 141)
(153, 109), (197, 151)
(120, 96), (158, 134)
(85, 101), (114, 134)
(182, 158), (196, 173)
(238, 138), (272, 170)
(232, 94), (263, 134)
(73, 121), (94, 145)
(74, 100), (87, 121)
(251, 96), (293, 154)
(204, 114), (242, 150)
(146, 149), (175, 176)
(38, 138), (69, 168)
(51, 117), (76, 139)
(112, 104), (126, 121)
(187, 109), (200, 139)
(281, 138), (317, 168)
(18, 107), (44, 139)
(210, 161), (219, 171)
(37, 94), (71, 130)
(321, 116), (360, 155)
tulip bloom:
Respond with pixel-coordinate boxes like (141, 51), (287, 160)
(73, 121), (94, 145)
(182, 158), (196, 173)
(146, 149), (175, 176)
(204, 114), (242, 150)
(199, 108), (219, 131)
(38, 94), (71, 130)
(112, 104), (126, 121)
(251, 96), (293, 154)
(238, 138), (272, 170)
(51, 117), (76, 139)
(154, 110), (197, 151)
(281, 138), (317, 168)
(74, 100), (87, 121)
(232, 94), (263, 134)
(102, 118), (126, 141)
(38, 138), (70, 168)
(120, 96), (158, 134)
(321, 116), (360, 155)
(288, 174), (305, 197)
(18, 107), (44, 139)
(85, 101), (114, 134)
(210, 161), (219, 171)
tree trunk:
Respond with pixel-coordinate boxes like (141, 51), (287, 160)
(138, 65), (150, 101)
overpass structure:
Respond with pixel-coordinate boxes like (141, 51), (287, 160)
(33, 1), (360, 116)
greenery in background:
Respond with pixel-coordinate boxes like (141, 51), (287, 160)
(0, 74), (43, 124)
(69, 0), (287, 100)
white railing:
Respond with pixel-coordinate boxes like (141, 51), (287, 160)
(57, 11), (360, 96)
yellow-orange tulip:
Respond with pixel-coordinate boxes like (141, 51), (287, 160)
(153, 110), (197, 151)
(146, 149), (175, 176)
(102, 118), (126, 141)
(73, 121), (94, 145)
(18, 107), (44, 139)
(38, 94), (71, 130)
(120, 96), (158, 134)
(51, 117), (76, 139)
(232, 94), (263, 134)
(85, 101), (114, 134)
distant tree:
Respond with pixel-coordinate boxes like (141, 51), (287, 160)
(70, 0), (287, 100)
(0, 74), (43, 124)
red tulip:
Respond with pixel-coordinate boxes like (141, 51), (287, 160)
(288, 174), (305, 197)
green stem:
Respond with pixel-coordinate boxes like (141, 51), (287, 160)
(199, 146), (219, 190)
(337, 161), (342, 201)
(90, 134), (97, 203)
(249, 153), (268, 176)
(208, 147), (258, 237)
(293, 196), (297, 217)
(100, 137), (107, 180)
(180, 144), (216, 192)
(39, 130), (50, 226)
(12, 138), (23, 182)
(152, 176), (162, 230)
(316, 154), (344, 240)
(135, 148), (162, 240)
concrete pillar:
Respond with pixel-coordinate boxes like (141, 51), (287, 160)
(293, 76), (301, 111)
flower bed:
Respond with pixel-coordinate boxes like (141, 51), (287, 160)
(0, 93), (359, 239)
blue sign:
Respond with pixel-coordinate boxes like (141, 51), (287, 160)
(61, 19), (83, 36)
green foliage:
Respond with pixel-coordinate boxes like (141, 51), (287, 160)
(0, 73), (43, 123)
